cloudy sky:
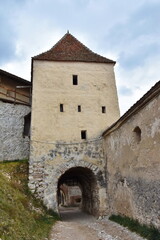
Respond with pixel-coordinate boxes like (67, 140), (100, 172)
(0, 0), (160, 114)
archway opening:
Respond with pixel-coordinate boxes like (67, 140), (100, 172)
(57, 167), (99, 216)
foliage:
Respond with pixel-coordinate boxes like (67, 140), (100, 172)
(109, 214), (160, 240)
(0, 160), (59, 240)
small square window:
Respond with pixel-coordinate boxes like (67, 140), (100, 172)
(81, 130), (87, 140)
(73, 75), (78, 85)
(60, 104), (64, 112)
(78, 105), (81, 112)
(102, 106), (106, 113)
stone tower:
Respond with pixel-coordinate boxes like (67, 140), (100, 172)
(29, 32), (120, 216)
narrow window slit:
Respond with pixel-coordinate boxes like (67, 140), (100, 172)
(102, 106), (106, 113)
(73, 75), (78, 85)
(81, 130), (87, 140)
(23, 112), (31, 138)
(78, 105), (81, 112)
(60, 104), (64, 112)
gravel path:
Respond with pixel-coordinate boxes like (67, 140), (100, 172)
(49, 207), (146, 240)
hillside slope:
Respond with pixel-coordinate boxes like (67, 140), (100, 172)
(0, 160), (58, 240)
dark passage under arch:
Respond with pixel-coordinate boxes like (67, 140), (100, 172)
(57, 167), (100, 216)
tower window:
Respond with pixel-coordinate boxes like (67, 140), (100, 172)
(73, 75), (78, 85)
(81, 130), (87, 140)
(78, 105), (81, 112)
(133, 126), (141, 143)
(102, 106), (106, 113)
(60, 104), (64, 112)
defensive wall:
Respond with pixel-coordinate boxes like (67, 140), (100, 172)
(103, 81), (160, 228)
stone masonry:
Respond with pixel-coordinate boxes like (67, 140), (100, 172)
(29, 138), (107, 216)
(0, 101), (30, 161)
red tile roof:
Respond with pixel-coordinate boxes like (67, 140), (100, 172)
(33, 32), (115, 64)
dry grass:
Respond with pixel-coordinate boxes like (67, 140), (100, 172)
(109, 214), (160, 240)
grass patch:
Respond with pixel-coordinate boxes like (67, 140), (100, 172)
(0, 160), (59, 240)
(109, 214), (160, 240)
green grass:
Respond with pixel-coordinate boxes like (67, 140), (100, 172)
(109, 214), (160, 240)
(0, 160), (59, 240)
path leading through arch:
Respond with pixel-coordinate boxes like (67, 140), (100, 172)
(49, 208), (146, 240)
(57, 166), (100, 216)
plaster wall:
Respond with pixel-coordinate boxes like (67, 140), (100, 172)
(0, 101), (31, 161)
(31, 61), (120, 143)
(103, 93), (160, 228)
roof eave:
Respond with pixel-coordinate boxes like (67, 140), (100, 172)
(0, 69), (31, 85)
(32, 58), (116, 64)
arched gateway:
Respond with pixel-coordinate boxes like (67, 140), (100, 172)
(57, 167), (98, 215)
(39, 159), (108, 216)
(29, 139), (108, 216)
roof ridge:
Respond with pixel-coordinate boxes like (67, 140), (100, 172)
(34, 32), (69, 59)
(63, 33), (97, 56)
(66, 33), (112, 61)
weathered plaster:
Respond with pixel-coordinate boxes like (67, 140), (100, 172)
(31, 61), (120, 142)
(103, 93), (160, 228)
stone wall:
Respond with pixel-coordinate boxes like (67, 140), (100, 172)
(103, 92), (160, 228)
(29, 138), (107, 216)
(0, 101), (31, 161)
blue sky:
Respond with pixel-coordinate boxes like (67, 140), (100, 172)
(0, 0), (160, 114)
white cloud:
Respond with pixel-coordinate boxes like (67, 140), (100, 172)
(116, 56), (160, 114)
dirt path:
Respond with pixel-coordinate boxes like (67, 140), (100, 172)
(49, 207), (145, 240)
